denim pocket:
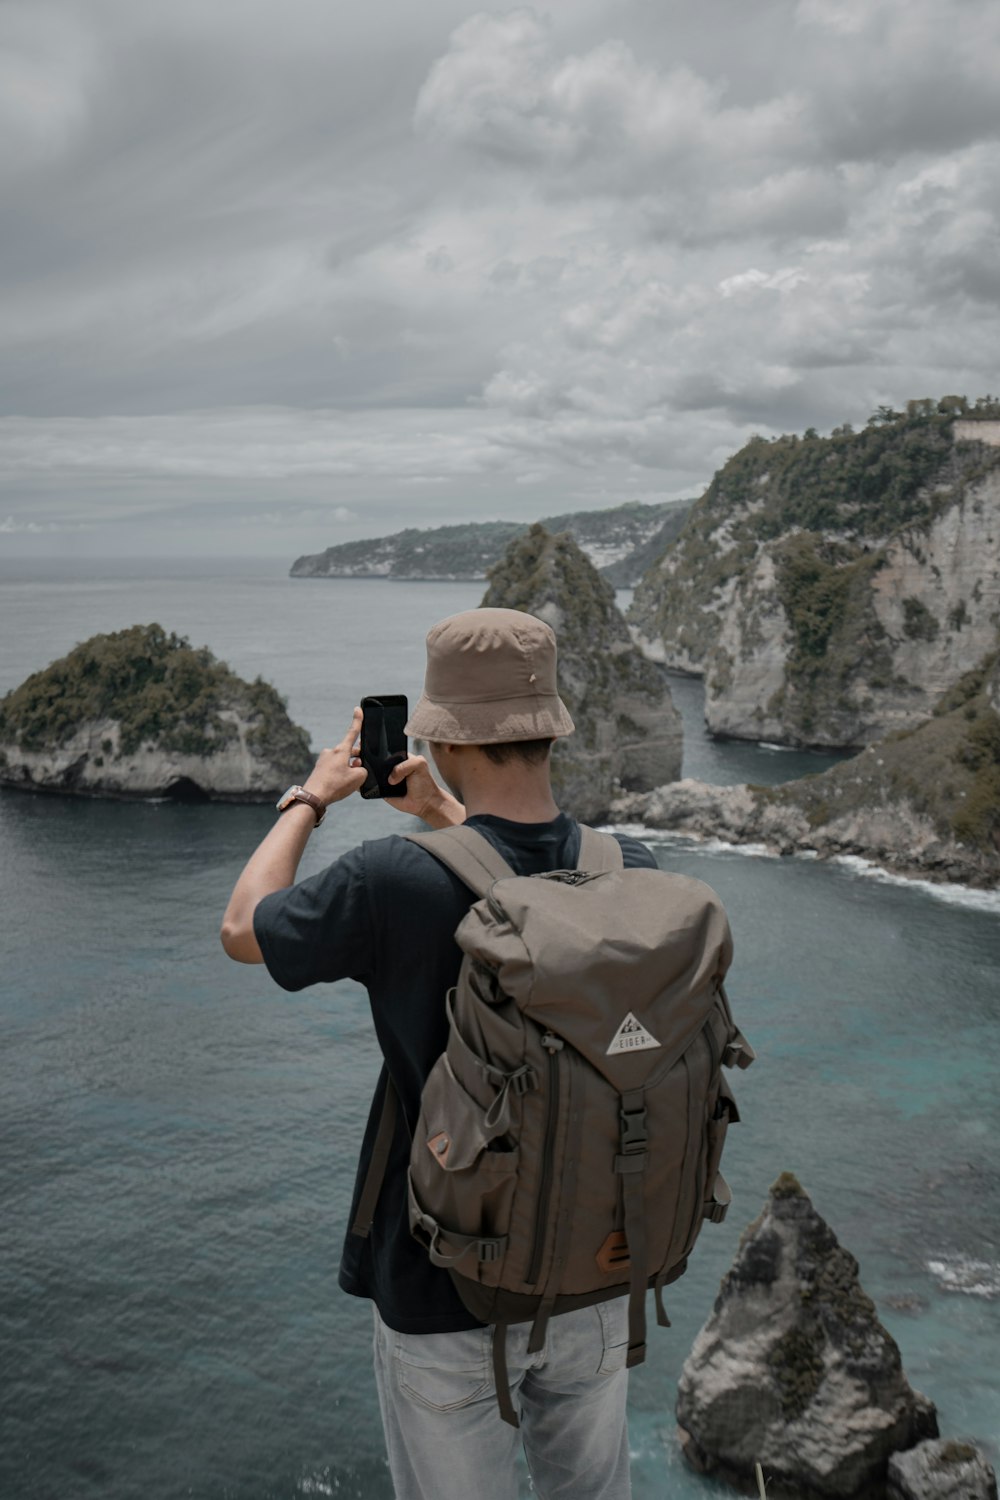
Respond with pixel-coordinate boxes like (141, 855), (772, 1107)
(393, 1326), (494, 1412)
(596, 1299), (629, 1375)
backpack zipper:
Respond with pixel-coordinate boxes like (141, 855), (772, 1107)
(526, 1030), (563, 1287)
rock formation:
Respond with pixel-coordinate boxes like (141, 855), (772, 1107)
(481, 525), (683, 821)
(888, 1440), (997, 1500)
(629, 403), (1000, 749)
(613, 648), (1000, 888)
(291, 500), (690, 586)
(676, 1173), (939, 1498)
(0, 624), (312, 802)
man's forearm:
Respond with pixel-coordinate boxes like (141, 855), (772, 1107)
(220, 709), (466, 967)
(220, 800), (316, 963)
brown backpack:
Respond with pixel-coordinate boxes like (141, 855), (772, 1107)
(353, 824), (754, 1425)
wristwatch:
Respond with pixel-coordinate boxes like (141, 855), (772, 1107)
(275, 785), (326, 827)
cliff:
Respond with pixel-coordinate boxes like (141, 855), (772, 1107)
(291, 500), (691, 585)
(0, 624), (312, 802)
(628, 402), (1000, 749)
(677, 1173), (938, 1498)
(480, 525), (683, 821)
(613, 649), (1000, 888)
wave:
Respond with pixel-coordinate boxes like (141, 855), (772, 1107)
(604, 825), (1000, 912)
(831, 855), (1000, 913)
(926, 1255), (1000, 1299)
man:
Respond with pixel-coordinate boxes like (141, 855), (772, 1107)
(221, 607), (656, 1500)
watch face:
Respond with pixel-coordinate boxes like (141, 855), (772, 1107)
(276, 785), (301, 812)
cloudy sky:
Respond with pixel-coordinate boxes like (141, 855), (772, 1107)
(2, 0), (999, 556)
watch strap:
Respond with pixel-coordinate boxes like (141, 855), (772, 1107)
(277, 786), (326, 826)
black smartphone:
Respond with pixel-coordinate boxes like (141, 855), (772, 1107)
(359, 695), (409, 799)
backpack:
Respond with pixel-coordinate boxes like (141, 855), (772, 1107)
(351, 824), (754, 1426)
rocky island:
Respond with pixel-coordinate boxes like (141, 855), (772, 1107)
(677, 1173), (940, 1499)
(0, 624), (312, 802)
(629, 399), (1000, 749)
(481, 525), (683, 821)
(291, 499), (691, 586)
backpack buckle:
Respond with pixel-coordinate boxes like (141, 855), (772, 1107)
(510, 1066), (537, 1096)
(619, 1102), (648, 1155)
(479, 1239), (502, 1263)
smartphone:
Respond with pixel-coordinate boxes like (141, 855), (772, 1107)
(359, 695), (409, 799)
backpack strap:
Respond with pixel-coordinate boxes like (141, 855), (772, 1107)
(350, 828), (514, 1241)
(403, 826), (515, 897)
(350, 1073), (400, 1239)
(577, 824), (625, 873)
(616, 1087), (650, 1367)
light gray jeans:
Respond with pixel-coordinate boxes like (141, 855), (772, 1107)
(371, 1301), (631, 1500)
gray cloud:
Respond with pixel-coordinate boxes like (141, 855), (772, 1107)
(1, 0), (999, 554)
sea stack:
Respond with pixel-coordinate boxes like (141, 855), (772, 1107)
(676, 1173), (938, 1498)
(0, 624), (312, 802)
(481, 524), (683, 821)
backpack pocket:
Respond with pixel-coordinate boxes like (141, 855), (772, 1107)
(408, 1055), (520, 1288)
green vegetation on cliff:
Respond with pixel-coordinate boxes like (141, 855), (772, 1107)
(0, 624), (311, 765)
(772, 535), (892, 733)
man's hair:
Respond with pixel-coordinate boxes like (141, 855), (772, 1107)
(480, 738), (554, 767)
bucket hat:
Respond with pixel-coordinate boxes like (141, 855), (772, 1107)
(405, 608), (575, 744)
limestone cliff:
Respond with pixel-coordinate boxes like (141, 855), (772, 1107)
(613, 649), (1000, 888)
(677, 1173), (938, 1498)
(291, 500), (690, 585)
(629, 403), (1000, 748)
(481, 525), (683, 822)
(0, 624), (312, 802)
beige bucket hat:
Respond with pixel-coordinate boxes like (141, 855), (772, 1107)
(405, 608), (575, 744)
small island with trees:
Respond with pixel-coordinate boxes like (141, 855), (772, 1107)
(0, 624), (312, 802)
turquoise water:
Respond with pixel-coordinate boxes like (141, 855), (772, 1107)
(1, 561), (998, 1499)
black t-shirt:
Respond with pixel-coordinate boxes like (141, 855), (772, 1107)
(253, 812), (657, 1334)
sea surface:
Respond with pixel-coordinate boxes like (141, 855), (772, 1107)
(1, 557), (998, 1500)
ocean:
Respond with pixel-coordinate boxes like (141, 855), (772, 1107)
(1, 557), (998, 1500)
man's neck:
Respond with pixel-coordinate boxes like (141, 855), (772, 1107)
(461, 787), (562, 824)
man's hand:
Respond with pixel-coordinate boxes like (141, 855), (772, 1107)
(302, 707), (369, 810)
(386, 753), (465, 829)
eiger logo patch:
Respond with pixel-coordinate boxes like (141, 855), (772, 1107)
(606, 1012), (661, 1055)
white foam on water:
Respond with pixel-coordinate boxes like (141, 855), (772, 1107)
(604, 823), (777, 860)
(759, 741), (799, 752)
(605, 826), (1000, 911)
(831, 855), (1000, 913)
(926, 1255), (1000, 1299)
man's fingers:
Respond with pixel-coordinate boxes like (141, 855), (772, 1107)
(338, 706), (363, 751)
(388, 754), (426, 784)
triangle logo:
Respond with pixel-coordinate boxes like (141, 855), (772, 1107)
(606, 1012), (661, 1055)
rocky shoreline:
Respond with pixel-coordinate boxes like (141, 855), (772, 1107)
(612, 776), (1000, 891)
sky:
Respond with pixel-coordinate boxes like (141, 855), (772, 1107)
(2, 0), (999, 557)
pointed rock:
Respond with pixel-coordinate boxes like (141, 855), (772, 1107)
(676, 1173), (938, 1498)
(481, 524), (683, 821)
